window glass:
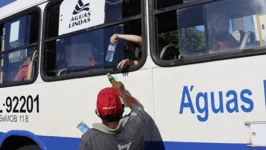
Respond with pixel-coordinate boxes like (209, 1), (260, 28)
(0, 11), (39, 85)
(46, 3), (60, 38)
(44, 19), (142, 77)
(46, 0), (141, 38)
(156, 0), (266, 60)
(156, 11), (179, 60)
(3, 12), (39, 50)
(106, 0), (141, 21)
(156, 0), (182, 10)
(155, 0), (199, 10)
(0, 47), (37, 84)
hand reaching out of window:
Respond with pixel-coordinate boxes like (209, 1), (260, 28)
(110, 34), (142, 69)
(110, 34), (142, 46)
(116, 58), (140, 68)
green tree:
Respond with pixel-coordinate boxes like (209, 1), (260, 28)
(179, 27), (206, 52)
(158, 27), (206, 55)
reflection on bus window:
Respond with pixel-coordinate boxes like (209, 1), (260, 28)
(156, 0), (266, 59)
(44, 19), (142, 77)
(0, 11), (39, 85)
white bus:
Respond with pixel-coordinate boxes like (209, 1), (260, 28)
(0, 0), (266, 149)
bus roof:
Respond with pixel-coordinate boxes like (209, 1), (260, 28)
(0, 0), (47, 20)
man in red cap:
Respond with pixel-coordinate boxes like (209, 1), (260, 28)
(78, 82), (159, 150)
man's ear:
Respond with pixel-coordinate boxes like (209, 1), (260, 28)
(121, 104), (125, 114)
(95, 109), (100, 117)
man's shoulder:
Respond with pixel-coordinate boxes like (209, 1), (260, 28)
(79, 129), (107, 150)
(81, 128), (102, 142)
(131, 103), (146, 115)
(125, 103), (152, 124)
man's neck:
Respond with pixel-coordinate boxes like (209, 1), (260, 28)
(103, 121), (119, 129)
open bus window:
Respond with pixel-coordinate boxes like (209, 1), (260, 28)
(156, 0), (266, 60)
(44, 0), (142, 78)
(0, 11), (39, 86)
(44, 19), (142, 77)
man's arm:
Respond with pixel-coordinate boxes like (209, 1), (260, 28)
(113, 82), (153, 124)
(116, 58), (140, 69)
(113, 82), (139, 109)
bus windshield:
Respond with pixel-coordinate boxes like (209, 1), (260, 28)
(177, 0), (266, 57)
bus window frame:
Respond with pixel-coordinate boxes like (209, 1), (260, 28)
(40, 0), (147, 82)
(149, 0), (266, 67)
(0, 7), (41, 88)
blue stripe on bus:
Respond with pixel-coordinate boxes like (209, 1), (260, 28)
(0, 0), (16, 8)
(263, 80), (266, 108)
(1, 131), (266, 150)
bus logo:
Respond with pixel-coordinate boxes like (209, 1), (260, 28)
(73, 0), (90, 15)
(69, 0), (91, 28)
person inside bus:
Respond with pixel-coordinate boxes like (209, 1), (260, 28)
(14, 56), (32, 81)
(207, 13), (239, 52)
(14, 50), (37, 81)
(110, 33), (142, 68)
(78, 82), (164, 150)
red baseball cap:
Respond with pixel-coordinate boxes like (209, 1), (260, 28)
(97, 87), (123, 117)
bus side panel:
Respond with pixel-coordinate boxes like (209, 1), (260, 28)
(0, 68), (155, 150)
(152, 55), (266, 149)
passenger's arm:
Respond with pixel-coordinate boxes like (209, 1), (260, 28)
(116, 58), (140, 68)
(111, 34), (142, 46)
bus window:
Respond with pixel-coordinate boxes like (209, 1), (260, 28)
(155, 0), (198, 10)
(156, 11), (180, 60)
(43, 0), (143, 80)
(105, 0), (141, 23)
(0, 10), (39, 86)
(154, 0), (266, 62)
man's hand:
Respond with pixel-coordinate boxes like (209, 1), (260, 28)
(113, 82), (125, 95)
(112, 82), (138, 109)
(110, 34), (119, 44)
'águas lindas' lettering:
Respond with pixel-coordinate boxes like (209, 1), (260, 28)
(179, 85), (254, 122)
(69, 12), (91, 28)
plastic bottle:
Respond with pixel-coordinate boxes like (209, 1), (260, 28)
(105, 43), (117, 62)
(107, 73), (131, 107)
(107, 73), (118, 87)
(77, 121), (89, 134)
